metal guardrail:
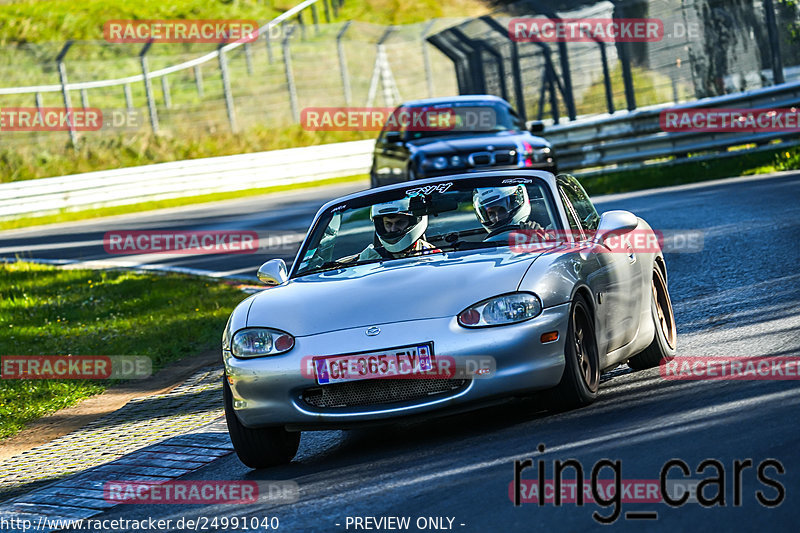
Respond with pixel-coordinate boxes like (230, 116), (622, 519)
(545, 81), (800, 175)
(0, 140), (374, 219)
(3, 82), (800, 221)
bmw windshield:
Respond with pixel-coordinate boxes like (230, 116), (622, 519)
(293, 176), (560, 278)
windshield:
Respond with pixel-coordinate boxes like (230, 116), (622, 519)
(382, 101), (525, 142)
(293, 176), (559, 278)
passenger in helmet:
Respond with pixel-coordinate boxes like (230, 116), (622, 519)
(359, 197), (437, 260)
(472, 185), (542, 238)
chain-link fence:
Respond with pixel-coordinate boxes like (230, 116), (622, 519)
(0, 16), (462, 152)
(429, 0), (800, 123)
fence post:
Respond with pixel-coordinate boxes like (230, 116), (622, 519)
(618, 40), (637, 111)
(265, 26), (275, 64)
(323, 0), (331, 23)
(80, 89), (89, 109)
(193, 65), (204, 97)
(283, 26), (300, 122)
(161, 76), (172, 108)
(297, 11), (307, 40)
(218, 44), (239, 133)
(56, 41), (77, 147)
(244, 42), (254, 75)
(139, 40), (159, 133)
(337, 21), (352, 106)
(123, 83), (133, 109)
(311, 3), (320, 35)
(421, 20), (436, 98)
(598, 42), (614, 114)
(34, 92), (44, 124)
(763, 0), (785, 85)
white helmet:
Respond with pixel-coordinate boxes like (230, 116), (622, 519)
(370, 198), (429, 253)
(473, 186), (531, 232)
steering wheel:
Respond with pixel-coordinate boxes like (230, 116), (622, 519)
(484, 224), (521, 240)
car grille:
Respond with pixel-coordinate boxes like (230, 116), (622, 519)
(467, 150), (516, 167)
(301, 379), (470, 409)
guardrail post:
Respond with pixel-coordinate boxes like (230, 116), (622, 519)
(218, 44), (239, 133)
(323, 0), (331, 23)
(193, 66), (204, 97)
(244, 42), (254, 75)
(123, 83), (133, 110)
(763, 0), (785, 85)
(139, 40), (159, 133)
(337, 21), (352, 106)
(161, 76), (172, 109)
(283, 26), (300, 122)
(421, 20), (435, 98)
(56, 41), (77, 147)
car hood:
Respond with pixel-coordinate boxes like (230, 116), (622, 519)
(246, 249), (542, 336)
(409, 131), (547, 153)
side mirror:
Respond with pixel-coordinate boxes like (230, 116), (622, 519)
(527, 121), (545, 133)
(384, 131), (403, 144)
(594, 210), (639, 243)
(257, 259), (288, 286)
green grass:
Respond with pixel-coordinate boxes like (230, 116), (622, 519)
(0, 173), (368, 230)
(578, 145), (800, 196)
(0, 0), (286, 45)
(0, 261), (249, 440)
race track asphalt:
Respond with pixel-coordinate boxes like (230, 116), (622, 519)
(2, 172), (799, 532)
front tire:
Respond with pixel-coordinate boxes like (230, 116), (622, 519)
(548, 294), (600, 411)
(627, 266), (677, 370)
(223, 378), (300, 469)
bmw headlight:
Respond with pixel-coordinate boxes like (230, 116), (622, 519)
(458, 292), (542, 327)
(231, 328), (295, 358)
(433, 156), (448, 170)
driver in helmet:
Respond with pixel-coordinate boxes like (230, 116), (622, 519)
(473, 185), (543, 239)
(359, 197), (438, 260)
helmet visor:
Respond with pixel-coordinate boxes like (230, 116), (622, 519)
(374, 213), (421, 244)
(475, 189), (524, 228)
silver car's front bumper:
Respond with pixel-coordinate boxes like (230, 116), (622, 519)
(224, 303), (571, 429)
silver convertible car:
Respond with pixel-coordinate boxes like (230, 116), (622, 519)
(222, 170), (677, 468)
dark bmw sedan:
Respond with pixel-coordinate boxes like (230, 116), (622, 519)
(370, 95), (555, 187)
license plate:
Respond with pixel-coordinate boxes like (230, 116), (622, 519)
(314, 344), (433, 385)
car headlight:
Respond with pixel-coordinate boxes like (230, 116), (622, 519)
(458, 292), (542, 327)
(231, 328), (295, 358)
(450, 155), (463, 167)
(433, 156), (448, 170)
